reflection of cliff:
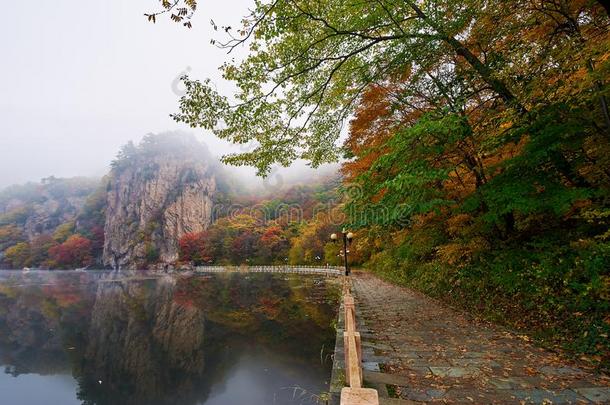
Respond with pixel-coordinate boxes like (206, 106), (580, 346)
(0, 272), (340, 405)
(79, 276), (207, 405)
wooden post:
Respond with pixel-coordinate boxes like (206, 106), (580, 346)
(344, 331), (362, 388)
(340, 388), (379, 405)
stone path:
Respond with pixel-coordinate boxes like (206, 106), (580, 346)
(351, 271), (610, 404)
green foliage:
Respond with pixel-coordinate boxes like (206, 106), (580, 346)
(53, 222), (76, 243)
(144, 243), (160, 264)
(0, 225), (25, 252)
(3, 242), (32, 269)
(173, 0), (512, 175)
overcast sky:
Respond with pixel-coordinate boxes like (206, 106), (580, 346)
(0, 0), (294, 189)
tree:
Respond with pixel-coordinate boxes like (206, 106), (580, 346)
(53, 222), (75, 243)
(258, 226), (289, 263)
(288, 210), (343, 265)
(168, 0), (609, 175)
(48, 235), (93, 269)
(0, 225), (25, 251)
(334, 0), (610, 366)
(179, 232), (214, 265)
(29, 234), (58, 268)
(171, 0), (527, 173)
(3, 242), (32, 269)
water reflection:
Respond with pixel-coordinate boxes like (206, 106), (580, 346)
(0, 271), (340, 405)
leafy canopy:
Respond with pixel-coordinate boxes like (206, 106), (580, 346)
(171, 0), (532, 175)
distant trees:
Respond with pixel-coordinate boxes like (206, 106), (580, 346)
(3, 242), (32, 269)
(29, 235), (58, 266)
(178, 215), (290, 265)
(179, 232), (213, 265)
(110, 132), (214, 175)
(288, 211), (342, 265)
(1, 227), (96, 270)
(0, 225), (24, 251)
(48, 235), (93, 269)
(0, 175), (104, 269)
(176, 178), (339, 266)
(258, 226), (290, 263)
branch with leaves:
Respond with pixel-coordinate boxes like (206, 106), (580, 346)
(145, 0), (197, 28)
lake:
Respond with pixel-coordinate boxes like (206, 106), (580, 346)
(0, 271), (340, 405)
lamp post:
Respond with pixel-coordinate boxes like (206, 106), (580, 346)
(331, 229), (354, 276)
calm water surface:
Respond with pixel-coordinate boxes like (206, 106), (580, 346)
(0, 271), (340, 405)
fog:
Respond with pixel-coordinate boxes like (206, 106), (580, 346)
(0, 1), (337, 190)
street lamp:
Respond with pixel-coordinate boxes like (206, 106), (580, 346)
(331, 228), (354, 276)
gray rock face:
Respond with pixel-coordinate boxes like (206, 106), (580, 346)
(103, 155), (216, 269)
(23, 196), (87, 240)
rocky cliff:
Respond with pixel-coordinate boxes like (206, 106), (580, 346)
(103, 132), (219, 269)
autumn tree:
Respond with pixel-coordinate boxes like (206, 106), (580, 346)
(0, 225), (25, 252)
(29, 235), (58, 268)
(258, 226), (290, 263)
(48, 235), (93, 269)
(334, 0), (610, 366)
(179, 232), (214, 265)
(3, 242), (32, 269)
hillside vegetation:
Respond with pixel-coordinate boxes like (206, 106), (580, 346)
(168, 0), (610, 368)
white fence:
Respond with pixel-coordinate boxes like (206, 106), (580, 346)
(193, 265), (343, 276)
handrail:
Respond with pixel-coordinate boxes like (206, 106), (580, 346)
(193, 265), (343, 275)
(340, 277), (379, 405)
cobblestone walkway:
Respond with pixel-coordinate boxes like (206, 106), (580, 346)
(351, 271), (610, 404)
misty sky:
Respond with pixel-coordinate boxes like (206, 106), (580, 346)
(0, 0), (304, 189)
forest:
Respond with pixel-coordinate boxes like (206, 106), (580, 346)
(163, 0), (610, 368)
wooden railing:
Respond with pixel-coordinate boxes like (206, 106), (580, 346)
(340, 278), (379, 405)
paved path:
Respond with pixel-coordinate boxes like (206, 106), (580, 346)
(351, 272), (610, 404)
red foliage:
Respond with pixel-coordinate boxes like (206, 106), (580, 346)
(178, 232), (213, 265)
(48, 234), (93, 269)
(230, 231), (258, 260)
(259, 226), (288, 260)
